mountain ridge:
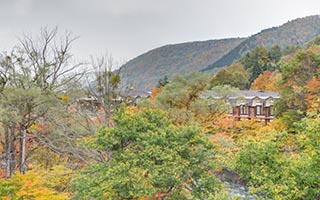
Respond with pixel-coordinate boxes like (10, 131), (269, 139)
(119, 38), (245, 89)
(119, 15), (320, 90)
(202, 15), (320, 72)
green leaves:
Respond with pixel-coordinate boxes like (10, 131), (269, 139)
(74, 108), (224, 199)
(233, 113), (320, 199)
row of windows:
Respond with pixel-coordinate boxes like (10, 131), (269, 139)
(239, 105), (273, 116)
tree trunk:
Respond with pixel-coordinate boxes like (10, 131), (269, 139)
(4, 126), (11, 178)
(10, 125), (16, 175)
(3, 125), (16, 178)
(20, 126), (26, 175)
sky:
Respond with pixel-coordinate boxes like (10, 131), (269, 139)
(0, 0), (319, 67)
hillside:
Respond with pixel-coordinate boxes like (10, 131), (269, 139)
(119, 38), (245, 90)
(202, 15), (320, 72)
(119, 15), (320, 90)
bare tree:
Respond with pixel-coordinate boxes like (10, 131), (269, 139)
(0, 27), (84, 177)
(84, 54), (121, 127)
(17, 27), (84, 92)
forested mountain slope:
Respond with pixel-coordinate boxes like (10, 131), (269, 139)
(202, 15), (320, 72)
(119, 38), (245, 90)
(120, 15), (320, 90)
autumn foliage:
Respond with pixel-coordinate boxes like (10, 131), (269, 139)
(251, 70), (281, 92)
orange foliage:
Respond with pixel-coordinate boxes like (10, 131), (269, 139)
(251, 70), (281, 92)
(149, 87), (163, 101)
(306, 77), (320, 112)
(212, 116), (238, 134)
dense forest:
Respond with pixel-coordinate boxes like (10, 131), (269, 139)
(0, 27), (320, 199)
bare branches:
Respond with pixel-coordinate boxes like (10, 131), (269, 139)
(0, 27), (86, 177)
(17, 27), (83, 91)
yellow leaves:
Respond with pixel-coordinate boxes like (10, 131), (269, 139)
(126, 106), (139, 114)
(43, 165), (74, 194)
(101, 186), (114, 200)
(61, 95), (69, 104)
(2, 170), (70, 200)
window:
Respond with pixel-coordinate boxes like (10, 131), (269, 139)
(256, 105), (263, 116)
(240, 105), (248, 115)
(269, 106), (274, 116)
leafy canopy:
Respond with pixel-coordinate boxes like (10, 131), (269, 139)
(73, 108), (225, 199)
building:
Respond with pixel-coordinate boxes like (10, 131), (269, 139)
(228, 90), (279, 124)
(77, 90), (152, 113)
(201, 90), (280, 124)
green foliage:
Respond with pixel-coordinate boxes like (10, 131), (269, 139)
(282, 45), (301, 55)
(209, 63), (249, 89)
(204, 15), (320, 72)
(156, 72), (209, 110)
(269, 45), (282, 63)
(157, 75), (169, 88)
(233, 113), (320, 199)
(241, 46), (276, 85)
(235, 140), (281, 187)
(196, 85), (241, 116)
(276, 49), (320, 129)
(73, 108), (225, 199)
(306, 36), (320, 47)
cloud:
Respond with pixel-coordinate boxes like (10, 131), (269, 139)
(68, 0), (180, 18)
(13, 0), (36, 16)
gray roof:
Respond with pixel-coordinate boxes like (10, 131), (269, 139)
(239, 90), (280, 99)
(120, 90), (152, 99)
(201, 90), (279, 99)
(201, 90), (280, 106)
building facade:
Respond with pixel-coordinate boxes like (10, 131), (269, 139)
(201, 90), (280, 124)
(227, 90), (279, 124)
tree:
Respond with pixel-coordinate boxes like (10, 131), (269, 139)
(305, 77), (320, 113)
(73, 108), (225, 199)
(0, 27), (84, 177)
(241, 46), (275, 85)
(233, 113), (320, 199)
(156, 72), (209, 110)
(157, 75), (169, 88)
(269, 45), (282, 63)
(0, 170), (69, 199)
(86, 55), (121, 127)
(276, 50), (320, 129)
(209, 62), (249, 90)
(250, 70), (281, 92)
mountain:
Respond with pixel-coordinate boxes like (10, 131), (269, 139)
(119, 15), (320, 90)
(202, 15), (320, 72)
(119, 38), (245, 90)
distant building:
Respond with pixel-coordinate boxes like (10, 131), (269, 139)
(201, 90), (280, 124)
(120, 90), (152, 106)
(77, 90), (152, 113)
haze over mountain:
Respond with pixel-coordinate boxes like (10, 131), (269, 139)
(120, 15), (320, 90)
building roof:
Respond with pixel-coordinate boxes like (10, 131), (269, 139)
(201, 90), (280, 106)
(120, 90), (152, 99)
(239, 90), (280, 99)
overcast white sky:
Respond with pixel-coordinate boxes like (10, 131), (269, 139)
(0, 0), (319, 65)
